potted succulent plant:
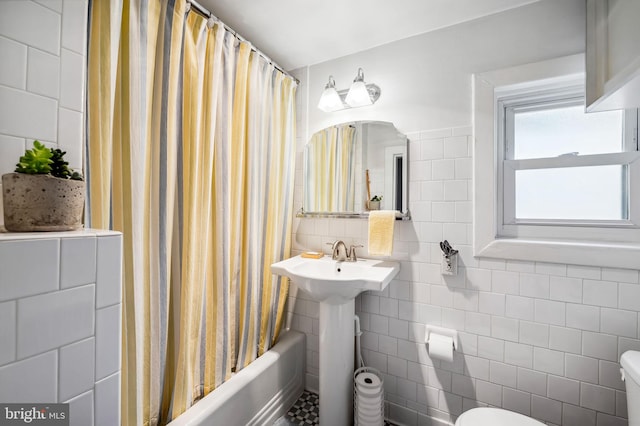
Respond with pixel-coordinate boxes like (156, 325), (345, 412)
(368, 195), (382, 210)
(2, 140), (84, 232)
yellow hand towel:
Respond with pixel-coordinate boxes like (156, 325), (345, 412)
(368, 210), (396, 256)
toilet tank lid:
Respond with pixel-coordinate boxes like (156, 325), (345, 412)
(621, 350), (640, 384)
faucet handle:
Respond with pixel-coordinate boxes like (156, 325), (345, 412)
(348, 245), (364, 261)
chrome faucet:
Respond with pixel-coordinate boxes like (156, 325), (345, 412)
(328, 240), (363, 262)
(331, 240), (349, 261)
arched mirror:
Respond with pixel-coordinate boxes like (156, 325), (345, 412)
(299, 121), (410, 219)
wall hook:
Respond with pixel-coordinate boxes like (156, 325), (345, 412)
(440, 240), (458, 275)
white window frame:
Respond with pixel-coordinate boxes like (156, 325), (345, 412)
(474, 54), (640, 269)
(499, 87), (640, 238)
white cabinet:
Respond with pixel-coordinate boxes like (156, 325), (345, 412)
(586, 0), (640, 112)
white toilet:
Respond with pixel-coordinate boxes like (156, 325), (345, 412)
(455, 350), (640, 426)
(621, 350), (640, 426)
(454, 407), (544, 426)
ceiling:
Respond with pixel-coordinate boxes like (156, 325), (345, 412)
(198, 0), (539, 71)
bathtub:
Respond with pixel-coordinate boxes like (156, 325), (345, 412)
(169, 330), (306, 426)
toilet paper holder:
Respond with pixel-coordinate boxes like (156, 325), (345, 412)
(425, 325), (459, 350)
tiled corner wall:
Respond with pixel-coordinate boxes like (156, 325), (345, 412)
(0, 230), (122, 426)
(288, 126), (640, 426)
(0, 0), (88, 224)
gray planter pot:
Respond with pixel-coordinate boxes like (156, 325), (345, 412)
(2, 173), (85, 232)
(368, 200), (380, 210)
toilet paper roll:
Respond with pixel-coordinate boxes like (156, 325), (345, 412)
(428, 333), (454, 362)
(357, 393), (382, 408)
(357, 420), (383, 426)
(357, 387), (383, 400)
(356, 415), (382, 426)
(357, 395), (382, 408)
(355, 372), (382, 396)
(357, 406), (382, 420)
(356, 401), (382, 416)
(357, 411), (382, 426)
(357, 404), (378, 416)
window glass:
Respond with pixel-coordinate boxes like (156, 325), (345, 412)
(513, 105), (624, 159)
(514, 165), (627, 221)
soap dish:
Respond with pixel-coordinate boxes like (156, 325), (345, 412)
(301, 251), (323, 259)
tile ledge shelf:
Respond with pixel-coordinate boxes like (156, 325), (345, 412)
(0, 227), (121, 240)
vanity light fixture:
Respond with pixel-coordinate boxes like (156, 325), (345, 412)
(317, 76), (344, 112)
(345, 68), (374, 107)
(317, 68), (381, 112)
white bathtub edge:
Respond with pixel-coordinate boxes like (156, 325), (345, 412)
(247, 349), (305, 425)
(169, 330), (305, 426)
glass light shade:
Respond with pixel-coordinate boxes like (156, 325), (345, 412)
(318, 86), (343, 112)
(345, 81), (372, 107)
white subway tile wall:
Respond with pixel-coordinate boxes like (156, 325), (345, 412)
(58, 337), (95, 401)
(26, 47), (60, 98)
(0, 0), (88, 226)
(0, 238), (60, 301)
(95, 304), (122, 381)
(60, 236), (97, 289)
(0, 301), (16, 365)
(17, 284), (95, 358)
(96, 235), (124, 308)
(0, 231), (122, 426)
(288, 124), (640, 425)
(0, 351), (58, 403)
(0, 1), (61, 55)
(67, 390), (94, 426)
(0, 85), (58, 141)
(94, 372), (121, 426)
(59, 48), (85, 113)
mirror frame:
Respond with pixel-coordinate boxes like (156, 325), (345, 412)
(298, 120), (411, 220)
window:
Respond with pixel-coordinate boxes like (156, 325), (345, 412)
(498, 86), (639, 239)
(474, 54), (640, 269)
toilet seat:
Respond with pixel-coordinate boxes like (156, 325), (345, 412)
(455, 407), (544, 426)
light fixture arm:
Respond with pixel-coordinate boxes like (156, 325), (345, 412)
(325, 75), (337, 89)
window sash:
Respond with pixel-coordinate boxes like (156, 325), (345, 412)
(502, 98), (638, 160)
(503, 152), (640, 225)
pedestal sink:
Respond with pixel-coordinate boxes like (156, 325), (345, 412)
(272, 255), (400, 425)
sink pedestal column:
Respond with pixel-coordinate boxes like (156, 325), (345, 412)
(318, 299), (355, 426)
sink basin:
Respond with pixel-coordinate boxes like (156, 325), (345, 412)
(271, 253), (400, 425)
(271, 255), (399, 304)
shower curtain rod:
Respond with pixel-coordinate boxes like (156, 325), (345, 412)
(187, 0), (299, 84)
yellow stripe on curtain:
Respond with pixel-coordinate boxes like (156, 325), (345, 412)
(229, 41), (251, 374)
(87, 1), (297, 424)
(202, 21), (225, 396)
(86, 0), (118, 231)
(171, 10), (208, 416)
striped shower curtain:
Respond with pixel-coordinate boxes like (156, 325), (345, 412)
(86, 1), (297, 424)
(304, 124), (357, 212)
